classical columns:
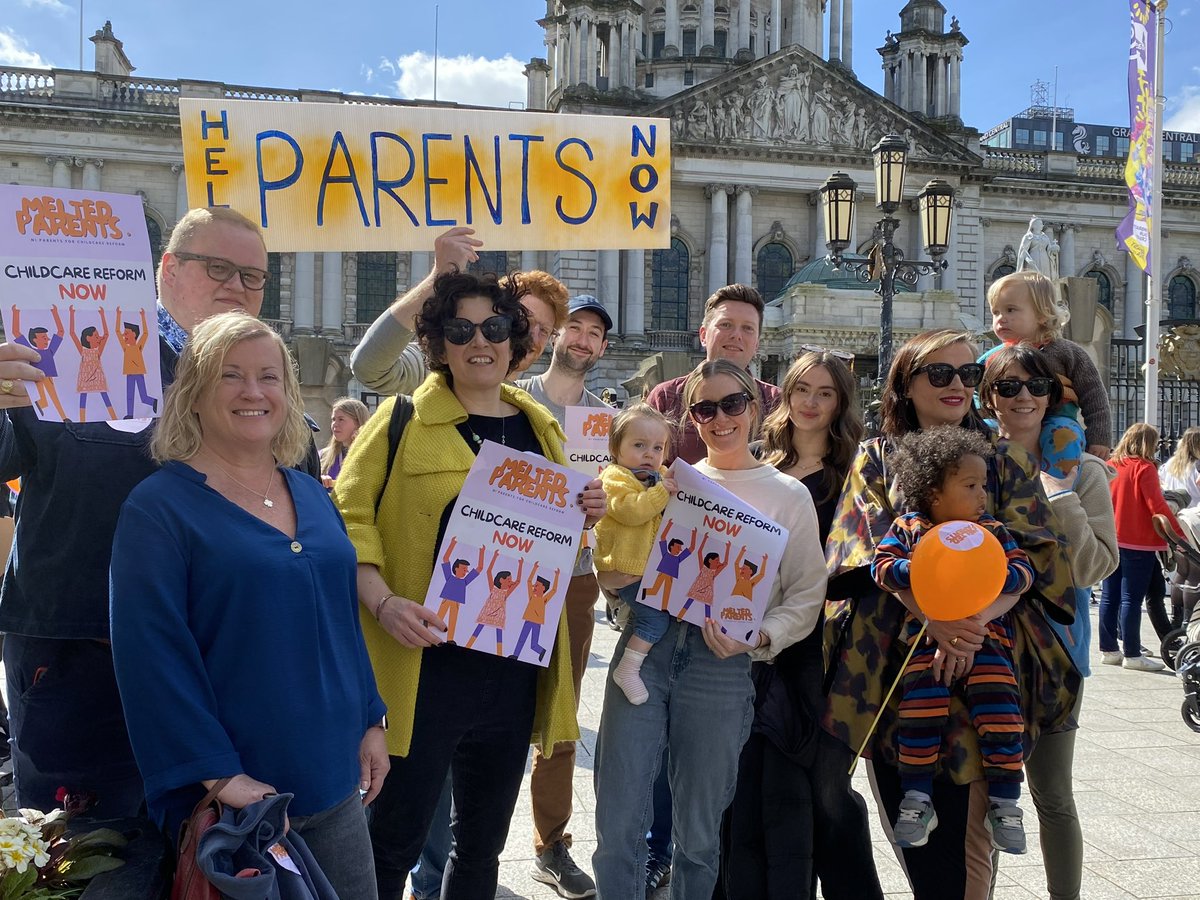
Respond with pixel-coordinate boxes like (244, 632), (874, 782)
(410, 251), (431, 286)
(47, 157), (73, 188)
(321, 252), (342, 334)
(293, 253), (316, 332)
(1124, 250), (1143, 339)
(172, 163), (189, 218)
(1059, 225), (1077, 277)
(828, 0), (841, 62)
(949, 52), (962, 117)
(914, 53), (927, 116)
(609, 24), (622, 88)
(841, 0), (853, 70)
(623, 249), (645, 335)
(935, 55), (947, 117)
(81, 159), (103, 191)
(521, 250), (539, 273)
(734, 186), (755, 286)
(580, 18), (593, 86)
(701, 0), (715, 51)
(736, 0), (750, 53)
(810, 192), (826, 260)
(770, 0), (781, 53)
(707, 184), (731, 295)
(597, 250), (622, 328)
(665, 0), (679, 53)
(569, 20), (580, 87)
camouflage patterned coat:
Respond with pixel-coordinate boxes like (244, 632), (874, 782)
(822, 434), (1081, 784)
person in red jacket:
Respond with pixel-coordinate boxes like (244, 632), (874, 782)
(1100, 423), (1182, 671)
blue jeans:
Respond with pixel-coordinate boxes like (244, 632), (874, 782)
(593, 619), (754, 900)
(1099, 548), (1157, 658)
(646, 754), (673, 867)
(408, 773), (453, 900)
(617, 581), (671, 647)
(292, 790), (378, 900)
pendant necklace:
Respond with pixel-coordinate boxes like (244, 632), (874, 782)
(467, 413), (507, 448)
(207, 456), (276, 508)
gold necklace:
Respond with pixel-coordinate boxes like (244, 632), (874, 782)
(206, 456), (277, 508)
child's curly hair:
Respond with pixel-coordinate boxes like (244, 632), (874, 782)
(891, 425), (994, 517)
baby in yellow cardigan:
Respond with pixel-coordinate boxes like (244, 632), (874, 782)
(593, 403), (679, 705)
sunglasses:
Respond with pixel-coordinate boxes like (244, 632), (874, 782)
(913, 363), (985, 388)
(689, 391), (752, 424)
(443, 315), (513, 345)
(991, 376), (1055, 398)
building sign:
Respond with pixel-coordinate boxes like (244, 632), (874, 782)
(180, 99), (671, 252)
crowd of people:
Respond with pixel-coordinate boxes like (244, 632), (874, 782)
(0, 210), (1187, 900)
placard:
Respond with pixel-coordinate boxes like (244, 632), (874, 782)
(180, 99), (671, 252)
(0, 186), (161, 423)
(423, 440), (590, 666)
(564, 405), (613, 475)
(637, 460), (790, 645)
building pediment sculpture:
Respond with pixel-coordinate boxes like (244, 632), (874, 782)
(1161, 324), (1200, 381)
(647, 47), (971, 161)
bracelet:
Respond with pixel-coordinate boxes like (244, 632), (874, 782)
(374, 593), (396, 620)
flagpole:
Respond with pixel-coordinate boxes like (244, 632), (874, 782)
(1144, 0), (1167, 426)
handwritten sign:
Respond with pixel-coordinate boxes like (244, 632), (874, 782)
(180, 99), (671, 252)
(638, 460), (789, 645)
(0, 186), (162, 424)
(564, 405), (613, 475)
(423, 440), (590, 666)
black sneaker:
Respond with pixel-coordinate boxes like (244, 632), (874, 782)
(645, 857), (671, 896)
(531, 841), (596, 899)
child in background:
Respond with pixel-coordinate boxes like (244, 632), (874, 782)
(871, 426), (1035, 855)
(983, 270), (1111, 473)
(593, 403), (676, 705)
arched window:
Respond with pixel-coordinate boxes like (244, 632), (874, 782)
(756, 242), (793, 301)
(469, 251), (509, 276)
(651, 238), (690, 331)
(261, 253), (282, 320)
(1168, 274), (1198, 320)
(1085, 269), (1113, 311)
(145, 216), (162, 274)
(356, 252), (398, 323)
(992, 263), (1016, 281)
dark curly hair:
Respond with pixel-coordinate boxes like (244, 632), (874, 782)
(890, 425), (994, 517)
(416, 270), (532, 376)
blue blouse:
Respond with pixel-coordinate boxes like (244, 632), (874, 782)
(110, 461), (385, 829)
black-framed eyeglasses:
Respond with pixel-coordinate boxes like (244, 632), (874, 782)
(174, 252), (269, 291)
(689, 391), (752, 424)
(443, 315), (513, 346)
(991, 376), (1054, 398)
(913, 362), (985, 388)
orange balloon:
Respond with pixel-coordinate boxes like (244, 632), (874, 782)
(909, 520), (1008, 621)
(5, 479), (18, 495)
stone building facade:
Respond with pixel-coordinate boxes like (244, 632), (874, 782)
(2, 6), (1199, 422)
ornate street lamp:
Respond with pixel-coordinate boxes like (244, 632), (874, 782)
(821, 135), (956, 379)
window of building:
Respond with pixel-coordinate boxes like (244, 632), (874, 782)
(651, 31), (665, 58)
(651, 238), (690, 331)
(1015, 128), (1030, 146)
(645, 71), (655, 88)
(683, 69), (694, 86)
(1182, 142), (1195, 163)
(1168, 274), (1198, 320)
(1033, 130), (1048, 147)
(1086, 269), (1113, 311)
(750, 34), (756, 54)
(469, 250), (509, 275)
(682, 28), (697, 56)
(756, 242), (793, 302)
(1117, 137), (1130, 157)
(1097, 135), (1111, 155)
(355, 252), (398, 323)
(145, 216), (162, 274)
(1053, 131), (1064, 151)
(714, 29), (727, 57)
(993, 263), (1016, 282)
(261, 253), (282, 320)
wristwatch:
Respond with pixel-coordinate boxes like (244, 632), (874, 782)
(371, 715), (389, 732)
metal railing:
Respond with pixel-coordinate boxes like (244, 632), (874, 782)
(1110, 338), (1200, 454)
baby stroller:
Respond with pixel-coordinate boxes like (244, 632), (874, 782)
(1152, 508), (1200, 732)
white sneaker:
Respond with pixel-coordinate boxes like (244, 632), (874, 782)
(1123, 655), (1166, 672)
(1100, 650), (1124, 666)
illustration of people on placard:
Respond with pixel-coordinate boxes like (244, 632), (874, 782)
(69, 305), (116, 422)
(722, 545), (768, 640)
(434, 536), (485, 644)
(11, 304), (67, 420)
(676, 534), (731, 622)
(641, 518), (697, 613)
(511, 561), (560, 664)
(465, 550), (523, 657)
(116, 306), (158, 418)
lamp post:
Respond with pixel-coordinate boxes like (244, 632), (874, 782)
(819, 134), (956, 379)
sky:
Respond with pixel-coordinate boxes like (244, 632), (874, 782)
(4, 0), (1200, 134)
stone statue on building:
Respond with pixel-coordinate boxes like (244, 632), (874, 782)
(749, 75), (777, 139)
(777, 64), (809, 139)
(1161, 324), (1200, 380)
(810, 81), (834, 144)
(1016, 216), (1060, 280)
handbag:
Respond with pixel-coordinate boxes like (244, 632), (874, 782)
(172, 776), (232, 900)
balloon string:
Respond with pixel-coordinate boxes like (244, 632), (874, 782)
(848, 620), (928, 777)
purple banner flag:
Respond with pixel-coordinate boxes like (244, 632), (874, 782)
(1116, 0), (1157, 273)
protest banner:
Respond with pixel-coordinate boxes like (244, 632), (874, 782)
(423, 440), (590, 666)
(179, 99), (671, 252)
(0, 186), (162, 424)
(638, 459), (789, 645)
(564, 405), (613, 475)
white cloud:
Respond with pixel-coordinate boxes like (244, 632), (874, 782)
(391, 51), (527, 109)
(1166, 84), (1200, 131)
(0, 29), (52, 68)
(19, 0), (71, 14)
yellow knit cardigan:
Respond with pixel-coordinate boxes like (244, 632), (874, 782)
(334, 373), (580, 758)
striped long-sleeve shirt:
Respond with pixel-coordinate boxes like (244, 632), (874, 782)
(871, 511), (1035, 599)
